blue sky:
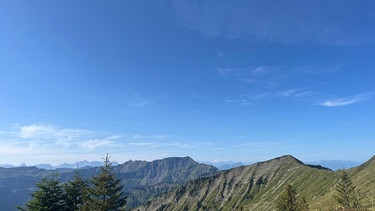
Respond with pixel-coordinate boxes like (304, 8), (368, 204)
(1, 1), (375, 165)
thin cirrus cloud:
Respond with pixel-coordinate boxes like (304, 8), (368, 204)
(5, 123), (121, 153)
(216, 64), (346, 88)
(225, 93), (269, 107)
(3, 123), (200, 157)
(126, 141), (196, 149)
(225, 88), (314, 107)
(131, 134), (173, 140)
(277, 89), (313, 98)
(318, 92), (375, 107)
(217, 66), (269, 81)
(126, 88), (150, 107)
(18, 123), (90, 140)
(216, 66), (282, 88)
(79, 138), (116, 151)
(169, 0), (375, 45)
(2, 123), (213, 164)
(218, 63), (353, 107)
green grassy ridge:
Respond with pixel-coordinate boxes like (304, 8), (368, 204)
(135, 155), (375, 211)
(349, 155), (375, 209)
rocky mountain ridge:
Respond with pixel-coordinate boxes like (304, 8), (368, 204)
(135, 155), (375, 211)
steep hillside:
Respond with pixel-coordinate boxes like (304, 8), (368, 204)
(135, 155), (340, 211)
(308, 155), (375, 210)
(350, 155), (375, 202)
(135, 155), (375, 211)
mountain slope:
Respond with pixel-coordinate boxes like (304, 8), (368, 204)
(111, 156), (219, 207)
(134, 155), (340, 211)
(350, 155), (375, 199)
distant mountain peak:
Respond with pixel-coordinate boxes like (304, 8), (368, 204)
(256, 155), (304, 167)
(23, 160), (117, 170)
(273, 155), (332, 171)
(276, 154), (301, 161)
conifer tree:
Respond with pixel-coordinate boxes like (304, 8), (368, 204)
(18, 155), (126, 211)
(333, 170), (362, 210)
(298, 196), (309, 211)
(64, 172), (88, 210)
(18, 173), (66, 211)
(276, 184), (309, 211)
(82, 154), (127, 211)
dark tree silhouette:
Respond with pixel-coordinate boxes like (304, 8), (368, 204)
(82, 154), (127, 211)
(64, 172), (89, 210)
(333, 170), (362, 210)
(18, 154), (126, 211)
(276, 184), (309, 211)
(18, 173), (66, 211)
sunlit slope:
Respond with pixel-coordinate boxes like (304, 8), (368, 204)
(135, 155), (355, 210)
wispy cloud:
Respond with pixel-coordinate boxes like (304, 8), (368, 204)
(318, 92), (375, 107)
(224, 87), (313, 107)
(80, 138), (116, 151)
(277, 89), (313, 98)
(217, 63), (345, 86)
(18, 123), (90, 140)
(1, 123), (210, 163)
(225, 93), (269, 107)
(127, 88), (150, 107)
(217, 66), (278, 86)
(218, 63), (352, 107)
(126, 134), (210, 149)
(126, 141), (196, 149)
(2, 123), (120, 153)
(217, 66), (268, 79)
(131, 134), (173, 140)
(291, 63), (346, 75)
(0, 123), (219, 165)
(169, 1), (375, 45)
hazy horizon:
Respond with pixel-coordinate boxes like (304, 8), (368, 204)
(0, 154), (365, 169)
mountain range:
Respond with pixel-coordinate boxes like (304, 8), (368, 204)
(0, 155), (373, 211)
(0, 159), (360, 171)
(0, 160), (117, 170)
(0, 157), (218, 211)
